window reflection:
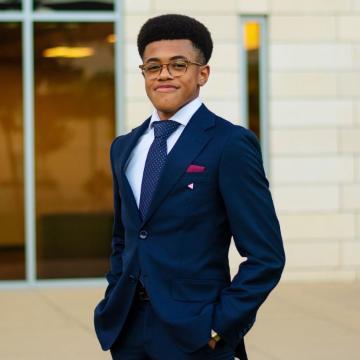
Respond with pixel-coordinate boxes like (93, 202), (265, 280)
(34, 23), (115, 278)
(0, 0), (21, 10)
(34, 0), (113, 11)
(0, 23), (25, 280)
(243, 21), (261, 139)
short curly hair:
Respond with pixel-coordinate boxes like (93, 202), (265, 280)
(137, 14), (213, 64)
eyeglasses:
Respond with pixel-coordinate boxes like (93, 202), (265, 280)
(139, 59), (203, 79)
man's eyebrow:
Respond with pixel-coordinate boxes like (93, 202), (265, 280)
(144, 55), (187, 63)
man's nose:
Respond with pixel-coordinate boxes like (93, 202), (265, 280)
(158, 64), (173, 79)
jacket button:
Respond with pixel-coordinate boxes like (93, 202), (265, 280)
(128, 274), (137, 281)
(139, 230), (148, 239)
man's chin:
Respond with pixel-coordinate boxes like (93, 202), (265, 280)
(152, 101), (181, 117)
(152, 97), (178, 109)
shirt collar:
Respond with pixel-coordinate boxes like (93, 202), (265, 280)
(149, 97), (202, 129)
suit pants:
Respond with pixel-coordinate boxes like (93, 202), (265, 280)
(110, 293), (235, 360)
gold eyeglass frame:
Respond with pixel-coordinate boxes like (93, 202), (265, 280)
(139, 58), (204, 79)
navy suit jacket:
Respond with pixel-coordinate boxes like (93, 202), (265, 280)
(94, 104), (285, 359)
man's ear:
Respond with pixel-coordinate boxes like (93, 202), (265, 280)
(198, 65), (210, 87)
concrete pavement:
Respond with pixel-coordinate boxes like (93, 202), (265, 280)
(0, 281), (359, 359)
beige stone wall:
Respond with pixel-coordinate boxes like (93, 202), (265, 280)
(123, 0), (360, 281)
(268, 0), (360, 281)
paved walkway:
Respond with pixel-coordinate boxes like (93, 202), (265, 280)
(0, 281), (359, 359)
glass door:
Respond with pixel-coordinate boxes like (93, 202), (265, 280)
(0, 0), (122, 285)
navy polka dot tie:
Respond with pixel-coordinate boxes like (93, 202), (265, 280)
(139, 120), (180, 219)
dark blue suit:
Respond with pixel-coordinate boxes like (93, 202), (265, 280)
(94, 105), (285, 359)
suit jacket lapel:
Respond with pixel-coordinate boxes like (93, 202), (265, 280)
(141, 104), (215, 225)
(117, 117), (151, 226)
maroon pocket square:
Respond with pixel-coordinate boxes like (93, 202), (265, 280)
(186, 164), (206, 173)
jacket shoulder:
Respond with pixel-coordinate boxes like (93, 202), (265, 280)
(110, 134), (126, 156)
(110, 116), (151, 152)
(212, 114), (258, 145)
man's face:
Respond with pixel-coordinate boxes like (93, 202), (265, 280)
(142, 39), (210, 120)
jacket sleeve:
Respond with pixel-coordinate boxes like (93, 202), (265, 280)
(104, 137), (125, 297)
(213, 127), (285, 348)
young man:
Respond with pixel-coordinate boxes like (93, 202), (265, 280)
(94, 14), (285, 360)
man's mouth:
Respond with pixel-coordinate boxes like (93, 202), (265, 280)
(154, 85), (179, 93)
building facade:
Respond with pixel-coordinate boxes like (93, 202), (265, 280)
(0, 0), (359, 286)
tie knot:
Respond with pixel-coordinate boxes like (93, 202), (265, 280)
(153, 120), (180, 139)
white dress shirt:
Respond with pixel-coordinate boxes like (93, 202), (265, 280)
(125, 97), (202, 208)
